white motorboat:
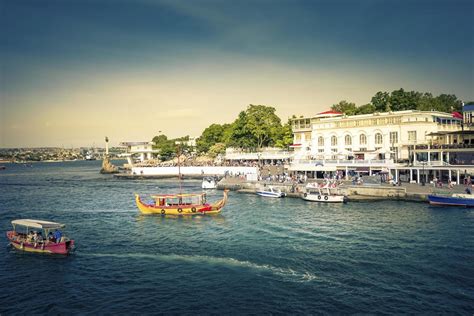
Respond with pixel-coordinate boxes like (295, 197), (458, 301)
(302, 187), (346, 203)
(202, 177), (217, 189)
(256, 186), (285, 198)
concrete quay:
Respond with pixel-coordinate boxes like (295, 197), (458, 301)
(217, 178), (468, 203)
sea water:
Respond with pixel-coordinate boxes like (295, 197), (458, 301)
(0, 161), (473, 314)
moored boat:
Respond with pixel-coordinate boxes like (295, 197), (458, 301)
(202, 177), (217, 189)
(302, 187), (346, 203)
(135, 190), (229, 215)
(256, 186), (285, 198)
(6, 219), (75, 255)
(428, 193), (474, 207)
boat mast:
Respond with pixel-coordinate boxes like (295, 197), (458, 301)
(177, 144), (182, 195)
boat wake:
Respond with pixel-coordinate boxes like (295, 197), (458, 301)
(82, 252), (317, 282)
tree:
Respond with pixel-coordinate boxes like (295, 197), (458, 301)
(208, 143), (226, 158)
(356, 103), (376, 114)
(331, 100), (358, 115)
(227, 111), (256, 149)
(196, 124), (226, 153)
(274, 119), (294, 149)
(371, 91), (390, 112)
(245, 104), (282, 149)
(152, 134), (175, 161)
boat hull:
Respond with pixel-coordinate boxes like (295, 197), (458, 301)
(135, 191), (228, 215)
(428, 195), (474, 207)
(256, 191), (284, 198)
(6, 231), (75, 255)
(302, 193), (346, 203)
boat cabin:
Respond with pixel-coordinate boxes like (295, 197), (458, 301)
(151, 193), (207, 207)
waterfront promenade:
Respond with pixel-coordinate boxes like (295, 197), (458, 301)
(217, 177), (470, 203)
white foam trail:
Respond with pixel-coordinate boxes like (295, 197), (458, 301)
(82, 252), (317, 282)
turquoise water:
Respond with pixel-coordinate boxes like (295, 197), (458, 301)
(0, 161), (473, 314)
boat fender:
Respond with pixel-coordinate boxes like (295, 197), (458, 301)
(324, 196), (329, 201)
(303, 193), (307, 198)
(161, 209), (166, 214)
(318, 195), (321, 200)
(20, 242), (24, 249)
(41, 244), (45, 250)
(191, 207), (197, 213)
(178, 208), (183, 213)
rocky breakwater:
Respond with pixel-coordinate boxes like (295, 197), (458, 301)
(100, 156), (119, 174)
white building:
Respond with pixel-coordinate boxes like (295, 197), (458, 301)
(291, 110), (462, 162)
(119, 141), (160, 165)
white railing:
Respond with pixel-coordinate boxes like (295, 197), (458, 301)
(225, 151), (293, 160)
(292, 159), (395, 166)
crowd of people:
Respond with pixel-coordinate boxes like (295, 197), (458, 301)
(24, 229), (63, 247)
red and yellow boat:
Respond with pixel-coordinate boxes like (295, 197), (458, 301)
(135, 190), (229, 215)
(6, 219), (75, 255)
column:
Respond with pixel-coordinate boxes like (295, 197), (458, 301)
(345, 166), (349, 180)
(449, 169), (452, 184)
(395, 169), (399, 183)
(417, 169), (420, 183)
(410, 169), (413, 182)
(457, 170), (460, 185)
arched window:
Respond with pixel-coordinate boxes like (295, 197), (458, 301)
(375, 133), (383, 145)
(360, 134), (367, 145)
(345, 135), (352, 146)
(331, 135), (337, 146)
(318, 136), (324, 147)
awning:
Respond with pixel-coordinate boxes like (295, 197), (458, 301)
(289, 144), (302, 148)
(11, 219), (65, 229)
(288, 164), (337, 171)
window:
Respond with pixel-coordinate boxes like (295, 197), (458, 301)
(408, 131), (416, 142)
(389, 132), (398, 144)
(345, 135), (352, 146)
(360, 134), (367, 145)
(331, 136), (337, 146)
(375, 133), (383, 145)
(295, 134), (301, 142)
(304, 132), (311, 141)
(318, 136), (324, 147)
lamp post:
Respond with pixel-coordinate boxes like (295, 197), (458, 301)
(421, 160), (426, 186)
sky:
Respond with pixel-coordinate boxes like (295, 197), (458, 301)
(1, 0), (473, 148)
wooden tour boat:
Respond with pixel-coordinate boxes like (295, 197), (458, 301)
(135, 190), (229, 215)
(6, 219), (75, 255)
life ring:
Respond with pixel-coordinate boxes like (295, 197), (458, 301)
(178, 208), (183, 213)
(324, 196), (329, 201)
(161, 209), (165, 214)
(303, 193), (307, 198)
(318, 195), (321, 200)
(191, 207), (197, 213)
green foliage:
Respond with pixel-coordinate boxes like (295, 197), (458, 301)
(331, 100), (358, 115)
(196, 124), (227, 153)
(151, 134), (176, 161)
(356, 103), (376, 114)
(245, 104), (282, 149)
(274, 119), (294, 149)
(208, 143), (226, 158)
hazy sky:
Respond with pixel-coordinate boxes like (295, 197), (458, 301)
(1, 0), (473, 147)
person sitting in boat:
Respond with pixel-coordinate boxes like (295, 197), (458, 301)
(465, 187), (472, 195)
(54, 229), (62, 243)
(34, 232), (44, 247)
(27, 230), (35, 242)
(48, 232), (56, 243)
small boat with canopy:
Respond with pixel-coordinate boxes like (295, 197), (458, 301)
(135, 190), (228, 215)
(6, 219), (75, 255)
